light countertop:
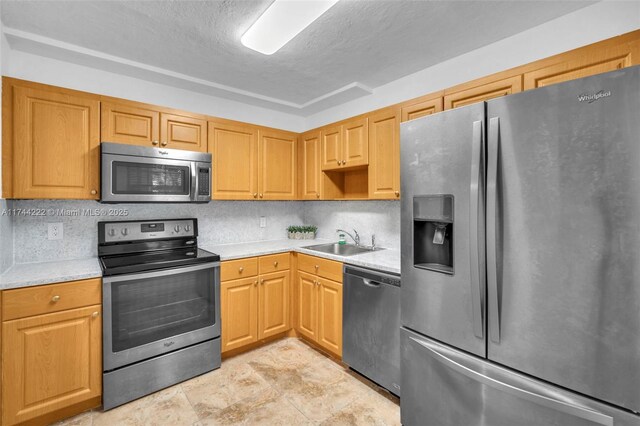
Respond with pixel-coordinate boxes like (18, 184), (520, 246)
(203, 238), (401, 275)
(0, 258), (103, 291)
(0, 239), (400, 290)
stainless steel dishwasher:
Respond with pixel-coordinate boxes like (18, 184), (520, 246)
(343, 265), (401, 396)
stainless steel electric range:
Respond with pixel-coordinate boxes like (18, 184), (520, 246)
(98, 218), (220, 410)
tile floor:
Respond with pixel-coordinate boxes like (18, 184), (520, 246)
(55, 338), (400, 425)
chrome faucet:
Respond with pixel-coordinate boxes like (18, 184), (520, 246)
(336, 229), (360, 247)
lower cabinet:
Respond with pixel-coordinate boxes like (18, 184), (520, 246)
(220, 254), (291, 353)
(1, 278), (102, 426)
(295, 255), (343, 357)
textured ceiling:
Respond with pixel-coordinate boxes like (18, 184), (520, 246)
(1, 0), (594, 114)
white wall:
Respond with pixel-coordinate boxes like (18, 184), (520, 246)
(305, 1), (640, 129)
(1, 47), (306, 133)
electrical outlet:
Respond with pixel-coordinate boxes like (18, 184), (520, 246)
(48, 223), (63, 240)
(259, 216), (267, 228)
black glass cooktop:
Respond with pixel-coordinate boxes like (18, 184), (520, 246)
(100, 247), (220, 276)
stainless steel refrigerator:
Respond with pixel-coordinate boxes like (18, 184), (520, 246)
(400, 66), (640, 426)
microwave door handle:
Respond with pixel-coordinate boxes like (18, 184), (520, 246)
(191, 162), (198, 201)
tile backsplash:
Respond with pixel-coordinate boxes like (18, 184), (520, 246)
(7, 199), (400, 265)
(0, 199), (14, 273)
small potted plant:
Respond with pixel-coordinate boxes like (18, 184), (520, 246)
(287, 225), (317, 240)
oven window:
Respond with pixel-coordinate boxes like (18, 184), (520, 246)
(112, 161), (190, 195)
(110, 267), (215, 352)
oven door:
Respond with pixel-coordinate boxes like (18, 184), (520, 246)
(103, 262), (220, 371)
(101, 153), (197, 203)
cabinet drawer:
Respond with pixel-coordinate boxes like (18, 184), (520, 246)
(221, 257), (258, 281)
(259, 253), (290, 274)
(2, 278), (102, 321)
(298, 254), (343, 282)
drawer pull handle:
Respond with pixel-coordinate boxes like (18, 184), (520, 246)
(274, 261), (278, 267)
(261, 279), (265, 285)
(342, 160), (346, 165)
(92, 311), (100, 318)
(254, 280), (258, 286)
(315, 265), (319, 270)
(51, 295), (61, 302)
(239, 267), (244, 273)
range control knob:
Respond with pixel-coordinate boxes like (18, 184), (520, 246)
(185, 225), (191, 232)
(121, 228), (129, 236)
(174, 225), (181, 232)
(108, 229), (116, 237)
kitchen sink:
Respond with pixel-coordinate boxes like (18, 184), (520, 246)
(302, 243), (382, 256)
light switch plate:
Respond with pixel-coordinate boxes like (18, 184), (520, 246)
(260, 217), (266, 228)
(48, 223), (63, 240)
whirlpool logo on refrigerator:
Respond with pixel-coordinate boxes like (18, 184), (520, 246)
(577, 90), (611, 103)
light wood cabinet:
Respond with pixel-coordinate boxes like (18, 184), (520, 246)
(317, 277), (343, 356)
(10, 85), (100, 199)
(3, 305), (102, 425)
(295, 254), (343, 357)
(299, 131), (322, 200)
(296, 271), (319, 341)
(444, 75), (523, 110)
(401, 95), (443, 122)
(160, 112), (207, 151)
(321, 119), (368, 171)
(103, 102), (207, 151)
(208, 121), (259, 200)
(368, 107), (401, 199)
(221, 276), (259, 352)
(220, 255), (291, 353)
(259, 129), (297, 200)
(258, 270), (290, 339)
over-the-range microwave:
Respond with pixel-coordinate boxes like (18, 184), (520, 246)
(101, 142), (211, 203)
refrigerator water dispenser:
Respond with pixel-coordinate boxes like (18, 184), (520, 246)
(413, 195), (454, 275)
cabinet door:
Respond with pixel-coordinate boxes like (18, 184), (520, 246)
(401, 96), (443, 122)
(321, 125), (342, 170)
(299, 131), (322, 200)
(444, 75), (522, 110)
(342, 117), (368, 168)
(258, 129), (297, 200)
(3, 305), (102, 425)
(523, 42), (640, 89)
(101, 102), (160, 146)
(258, 270), (290, 339)
(317, 277), (343, 357)
(209, 121), (259, 200)
(221, 277), (259, 352)
(160, 112), (207, 152)
(13, 86), (100, 199)
(296, 271), (318, 341)
(368, 107), (401, 199)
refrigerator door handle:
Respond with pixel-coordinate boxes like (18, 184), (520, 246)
(409, 336), (614, 426)
(469, 120), (484, 339)
(487, 117), (501, 344)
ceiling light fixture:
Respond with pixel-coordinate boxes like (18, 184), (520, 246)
(241, 0), (339, 55)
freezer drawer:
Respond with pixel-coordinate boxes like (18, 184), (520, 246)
(343, 266), (401, 396)
(401, 328), (640, 426)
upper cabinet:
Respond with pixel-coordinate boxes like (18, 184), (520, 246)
(368, 107), (400, 199)
(102, 101), (207, 151)
(160, 112), (207, 151)
(401, 95), (443, 122)
(444, 75), (523, 110)
(209, 121), (259, 200)
(322, 118), (368, 171)
(523, 35), (640, 90)
(299, 131), (322, 200)
(8, 83), (101, 199)
(259, 129), (297, 200)
(209, 122), (296, 201)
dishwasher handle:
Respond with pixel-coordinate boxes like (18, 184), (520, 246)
(344, 265), (401, 287)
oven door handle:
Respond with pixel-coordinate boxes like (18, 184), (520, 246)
(103, 262), (220, 283)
